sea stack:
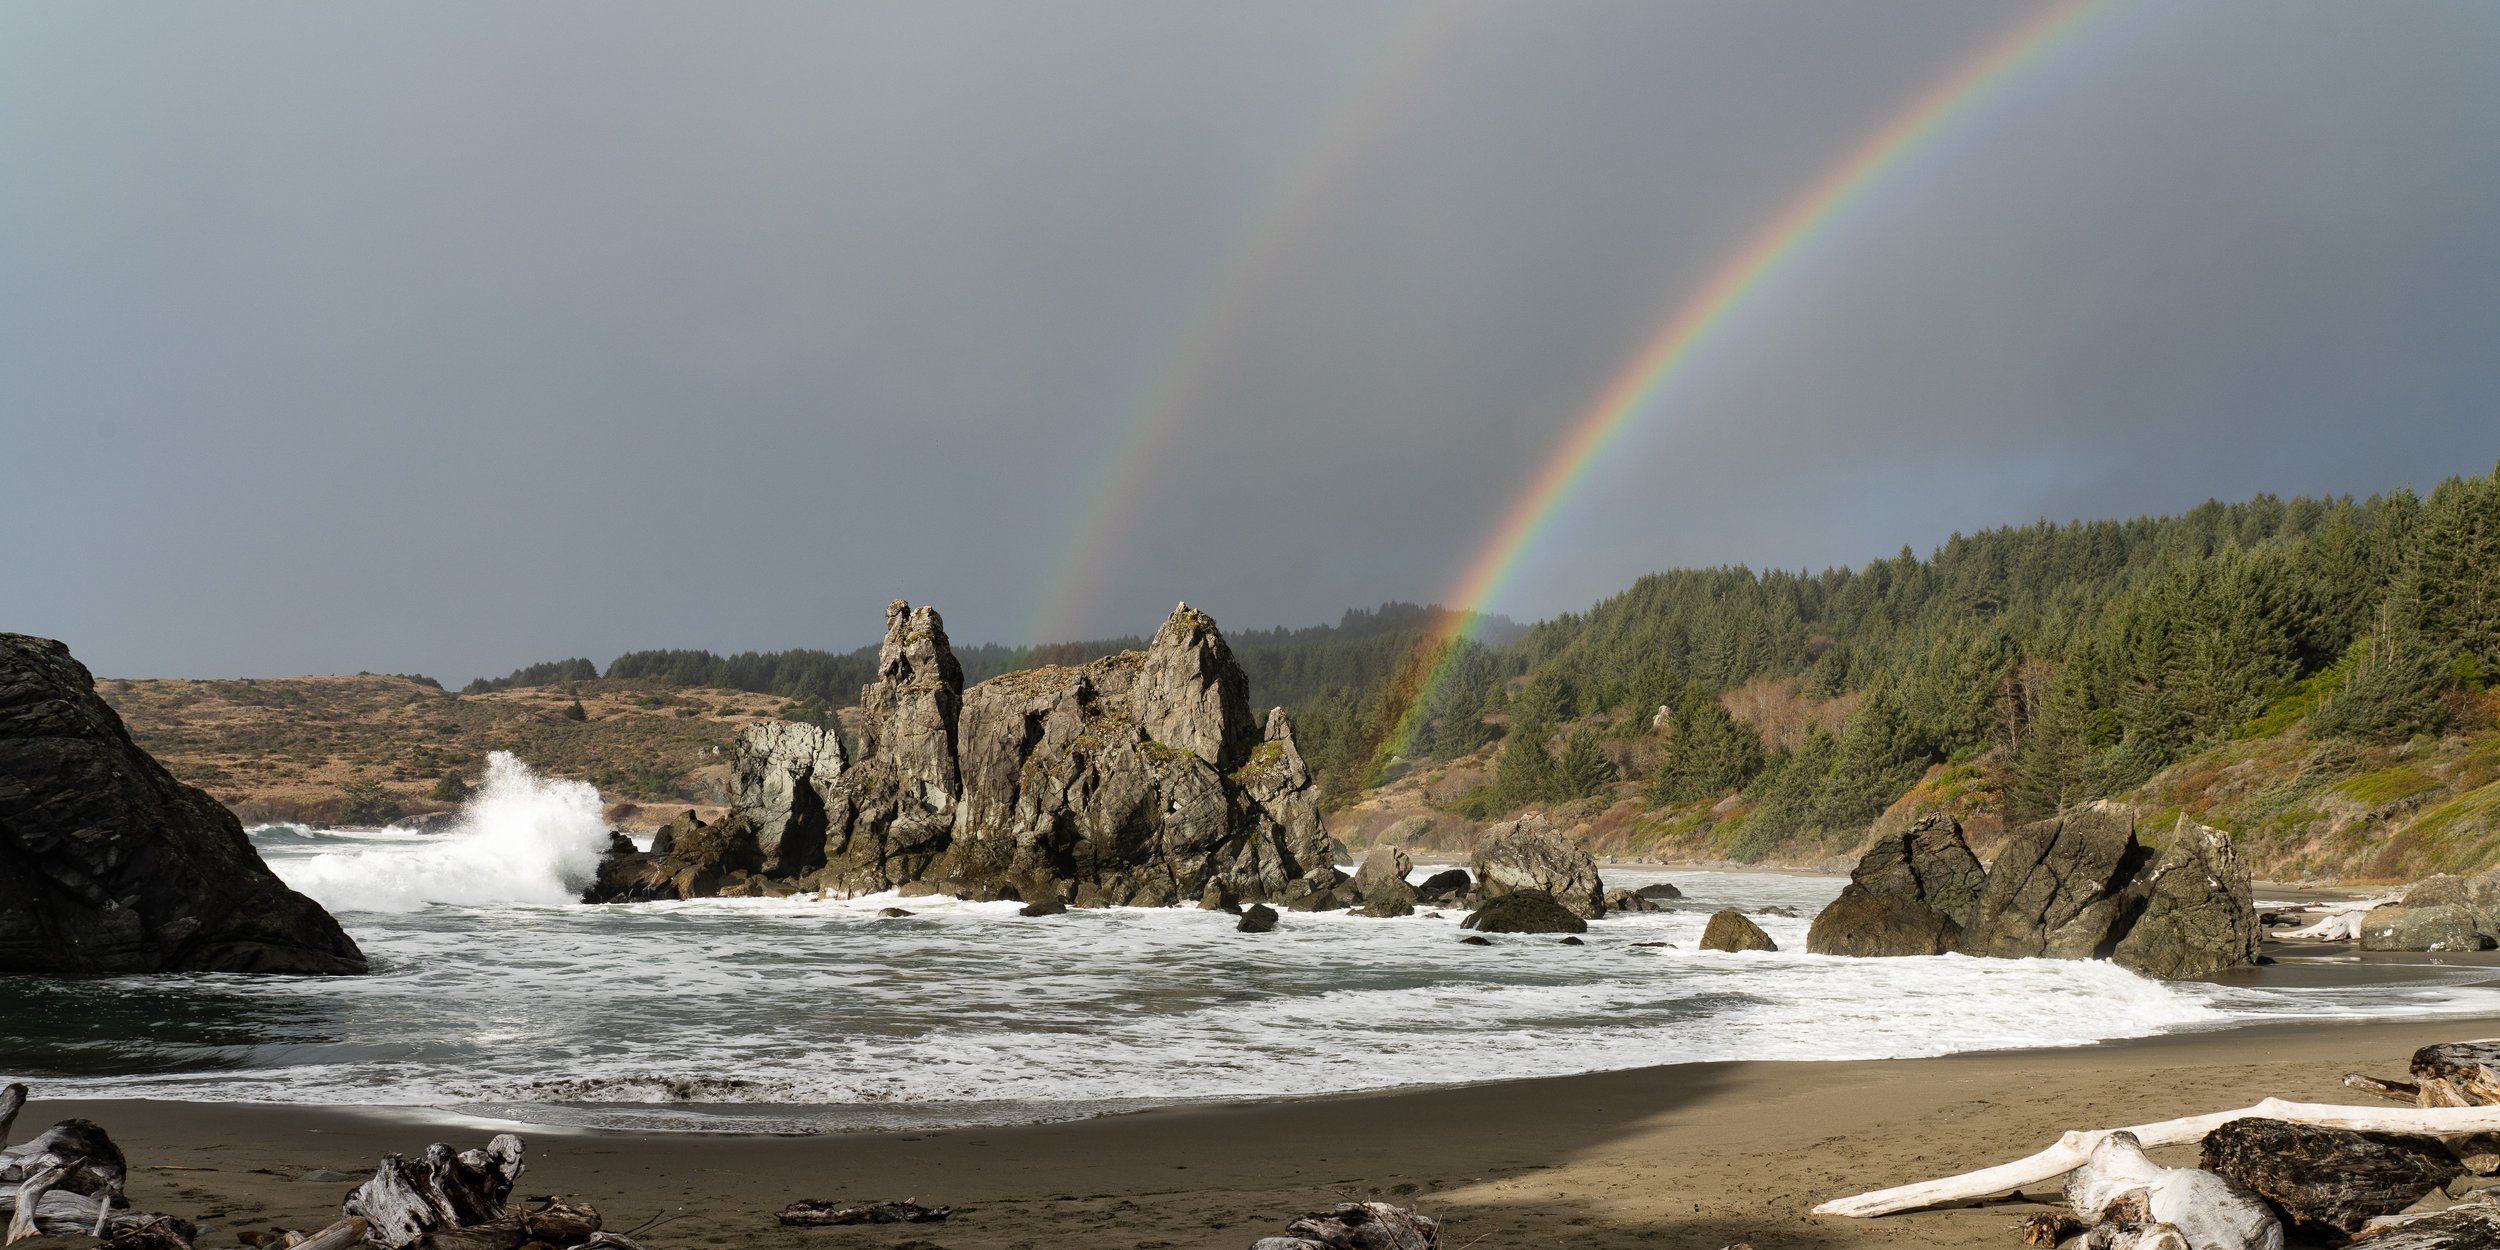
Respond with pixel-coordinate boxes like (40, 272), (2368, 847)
(0, 633), (368, 975)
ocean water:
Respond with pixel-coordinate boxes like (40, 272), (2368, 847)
(9, 754), (2500, 1134)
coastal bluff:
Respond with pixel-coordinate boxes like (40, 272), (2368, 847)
(0, 633), (367, 975)
(590, 601), (1345, 908)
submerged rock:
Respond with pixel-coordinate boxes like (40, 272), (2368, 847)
(1237, 903), (1279, 933)
(1633, 882), (1684, 901)
(1698, 910), (1777, 953)
(1459, 891), (1587, 934)
(1806, 816), (1984, 957)
(0, 633), (366, 975)
(1601, 886), (1663, 915)
(1470, 814), (1606, 919)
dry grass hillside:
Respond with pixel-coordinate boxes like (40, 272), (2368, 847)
(97, 674), (810, 829)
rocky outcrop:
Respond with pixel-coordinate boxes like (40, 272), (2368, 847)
(1460, 891), (1587, 934)
(2110, 818), (2263, 978)
(1469, 814), (1606, 919)
(1809, 804), (2259, 978)
(1960, 803), (2154, 961)
(1805, 815), (1984, 957)
(1699, 910), (1777, 953)
(1601, 886), (1663, 914)
(0, 633), (366, 975)
(587, 602), (1334, 910)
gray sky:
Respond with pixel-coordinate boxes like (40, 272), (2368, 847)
(5, 2), (2496, 683)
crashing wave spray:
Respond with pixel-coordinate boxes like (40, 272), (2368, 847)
(274, 752), (611, 913)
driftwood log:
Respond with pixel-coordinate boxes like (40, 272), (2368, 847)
(0, 1092), (164, 1246)
(2278, 895), (2404, 942)
(1814, 1099), (2500, 1218)
(343, 1136), (525, 1248)
(776, 1199), (948, 1226)
(1248, 1202), (1438, 1250)
(2058, 1132), (2282, 1250)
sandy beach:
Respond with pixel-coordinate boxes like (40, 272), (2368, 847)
(21, 1013), (2500, 1250)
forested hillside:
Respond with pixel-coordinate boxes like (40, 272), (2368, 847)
(1307, 463), (2500, 878)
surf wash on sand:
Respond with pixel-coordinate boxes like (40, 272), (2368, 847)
(1, 753), (2490, 1135)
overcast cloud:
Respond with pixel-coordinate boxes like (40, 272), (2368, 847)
(4, 1), (2496, 682)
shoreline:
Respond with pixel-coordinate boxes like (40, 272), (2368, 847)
(25, 1014), (2500, 1250)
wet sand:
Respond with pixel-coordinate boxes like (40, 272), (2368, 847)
(23, 1014), (2500, 1250)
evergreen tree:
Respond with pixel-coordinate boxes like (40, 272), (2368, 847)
(2007, 659), (2099, 822)
(1495, 717), (1560, 806)
(1816, 685), (1921, 830)
(2312, 604), (2452, 743)
(1647, 684), (1766, 804)
(1554, 728), (1614, 801)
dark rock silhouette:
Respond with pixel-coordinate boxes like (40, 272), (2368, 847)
(0, 633), (366, 975)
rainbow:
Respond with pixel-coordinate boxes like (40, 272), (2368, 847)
(1382, 0), (2109, 760)
(1028, 1), (1457, 647)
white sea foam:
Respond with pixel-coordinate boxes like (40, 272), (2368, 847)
(25, 835), (2500, 1132)
(270, 752), (610, 912)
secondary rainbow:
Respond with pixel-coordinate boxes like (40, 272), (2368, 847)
(1027, 2), (1456, 647)
(1383, 0), (2109, 759)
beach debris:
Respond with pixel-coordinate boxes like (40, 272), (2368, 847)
(2059, 1131), (2282, 1250)
(1246, 1200), (1437, 1249)
(1459, 891), (1587, 934)
(2198, 1118), (2457, 1241)
(1813, 1097), (2500, 1218)
(343, 1135), (526, 1247)
(0, 1093), (155, 1245)
(1698, 910), (1777, 953)
(775, 1199), (950, 1226)
(2276, 893), (2406, 942)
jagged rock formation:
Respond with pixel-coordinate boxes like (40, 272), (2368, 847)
(1960, 803), (2155, 960)
(1469, 814), (1607, 919)
(2110, 818), (2263, 978)
(1806, 803), (2260, 979)
(0, 633), (367, 975)
(590, 602), (1337, 908)
(1805, 815), (1985, 957)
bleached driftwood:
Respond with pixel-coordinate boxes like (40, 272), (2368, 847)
(2059, 1132), (2282, 1250)
(2277, 894), (2403, 941)
(0, 1087), (20, 1144)
(289, 1216), (371, 1250)
(0, 1177), (179, 1243)
(1813, 1099), (2500, 1218)
(343, 1135), (526, 1249)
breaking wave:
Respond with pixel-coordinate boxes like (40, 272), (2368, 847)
(268, 752), (609, 913)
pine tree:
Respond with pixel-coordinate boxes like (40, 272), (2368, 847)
(2313, 602), (2452, 744)
(1816, 685), (1920, 830)
(2007, 659), (2099, 823)
(1495, 717), (1560, 806)
(1647, 684), (1766, 804)
(1554, 728), (1614, 801)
